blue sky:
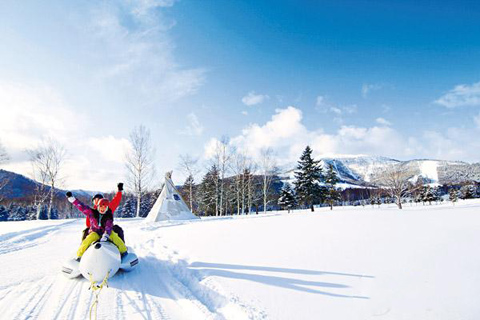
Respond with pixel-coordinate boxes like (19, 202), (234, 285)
(0, 0), (480, 190)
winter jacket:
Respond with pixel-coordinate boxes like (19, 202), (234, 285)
(72, 198), (114, 236)
(86, 191), (122, 228)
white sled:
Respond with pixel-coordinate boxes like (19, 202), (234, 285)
(61, 241), (138, 283)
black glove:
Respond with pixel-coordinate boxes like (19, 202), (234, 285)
(66, 191), (72, 197)
(117, 183), (124, 191)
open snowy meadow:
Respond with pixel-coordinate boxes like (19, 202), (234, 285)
(1, 199), (479, 320)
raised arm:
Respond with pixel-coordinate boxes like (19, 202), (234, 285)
(66, 192), (93, 217)
(109, 183), (123, 213)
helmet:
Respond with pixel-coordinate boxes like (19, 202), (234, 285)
(97, 199), (110, 213)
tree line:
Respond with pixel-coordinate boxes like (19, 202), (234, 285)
(1, 128), (480, 222)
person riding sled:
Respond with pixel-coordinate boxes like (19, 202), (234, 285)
(66, 191), (128, 261)
(81, 183), (125, 242)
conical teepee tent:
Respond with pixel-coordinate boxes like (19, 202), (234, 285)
(146, 171), (199, 222)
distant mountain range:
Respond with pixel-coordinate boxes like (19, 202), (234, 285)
(1, 155), (480, 203)
(0, 169), (96, 202)
(284, 156), (480, 187)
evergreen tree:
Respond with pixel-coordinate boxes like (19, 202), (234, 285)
(37, 204), (48, 220)
(0, 205), (9, 221)
(49, 206), (59, 219)
(294, 146), (323, 212)
(418, 187), (427, 205)
(423, 186), (437, 205)
(8, 204), (27, 221)
(118, 197), (136, 218)
(198, 165), (220, 216)
(449, 188), (458, 205)
(324, 164), (341, 210)
(459, 184), (476, 199)
(26, 206), (37, 220)
(139, 190), (160, 217)
(278, 183), (296, 213)
(370, 197), (376, 208)
(243, 168), (260, 215)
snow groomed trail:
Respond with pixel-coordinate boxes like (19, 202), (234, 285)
(0, 219), (261, 320)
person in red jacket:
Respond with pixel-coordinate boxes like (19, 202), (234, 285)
(67, 192), (127, 260)
(80, 183), (125, 242)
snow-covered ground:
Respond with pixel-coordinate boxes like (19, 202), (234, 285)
(1, 200), (480, 319)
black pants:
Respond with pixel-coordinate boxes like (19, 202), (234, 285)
(82, 225), (125, 243)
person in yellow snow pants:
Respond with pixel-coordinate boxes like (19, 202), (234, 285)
(66, 192), (128, 260)
(77, 230), (127, 258)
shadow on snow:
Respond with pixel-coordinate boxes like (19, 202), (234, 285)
(189, 261), (372, 299)
(108, 256), (371, 318)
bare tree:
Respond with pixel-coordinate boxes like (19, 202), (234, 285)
(230, 150), (248, 215)
(259, 148), (279, 213)
(28, 138), (66, 219)
(29, 160), (50, 217)
(230, 151), (256, 215)
(210, 137), (232, 216)
(375, 165), (416, 209)
(178, 154), (200, 213)
(125, 125), (156, 217)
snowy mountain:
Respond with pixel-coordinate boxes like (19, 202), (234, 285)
(285, 156), (480, 187)
(321, 156), (400, 185)
(0, 169), (96, 201)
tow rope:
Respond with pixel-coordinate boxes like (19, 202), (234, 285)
(88, 271), (110, 320)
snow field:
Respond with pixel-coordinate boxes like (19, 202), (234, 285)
(153, 200), (480, 320)
(0, 199), (480, 319)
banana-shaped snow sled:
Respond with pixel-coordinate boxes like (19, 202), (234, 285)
(62, 240), (138, 283)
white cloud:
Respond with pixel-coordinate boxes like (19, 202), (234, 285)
(226, 106), (409, 163)
(435, 81), (480, 108)
(330, 107), (342, 115)
(475, 113), (480, 128)
(0, 82), (84, 151)
(131, 0), (178, 16)
(229, 106), (308, 160)
(419, 128), (479, 160)
(241, 91), (269, 106)
(203, 138), (220, 159)
(316, 95), (326, 107)
(341, 105), (358, 115)
(0, 1), (207, 191)
(0, 81), (135, 191)
(180, 113), (204, 136)
(315, 95), (357, 116)
(376, 118), (392, 126)
(86, 135), (131, 163)
(203, 137), (235, 161)
(214, 106), (480, 166)
(362, 83), (382, 98)
(242, 111), (248, 116)
(87, 1), (205, 104)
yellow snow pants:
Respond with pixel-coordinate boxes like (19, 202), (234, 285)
(77, 231), (127, 258)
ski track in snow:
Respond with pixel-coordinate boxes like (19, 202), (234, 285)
(0, 220), (75, 255)
(0, 219), (261, 320)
